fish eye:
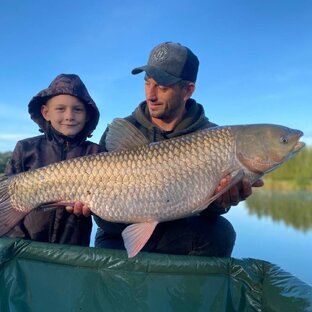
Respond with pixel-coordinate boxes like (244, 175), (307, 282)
(280, 136), (288, 144)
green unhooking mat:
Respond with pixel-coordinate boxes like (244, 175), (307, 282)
(0, 238), (311, 312)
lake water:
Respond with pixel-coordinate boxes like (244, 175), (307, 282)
(91, 188), (312, 286)
(227, 189), (312, 286)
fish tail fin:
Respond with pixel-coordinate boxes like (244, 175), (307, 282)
(122, 221), (158, 258)
(0, 175), (27, 236)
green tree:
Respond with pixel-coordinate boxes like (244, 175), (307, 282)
(0, 152), (12, 174)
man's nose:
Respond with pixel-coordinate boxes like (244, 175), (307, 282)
(146, 86), (157, 101)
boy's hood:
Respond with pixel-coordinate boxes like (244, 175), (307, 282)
(28, 74), (100, 139)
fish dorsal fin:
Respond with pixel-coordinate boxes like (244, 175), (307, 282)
(122, 221), (158, 258)
(106, 118), (149, 152)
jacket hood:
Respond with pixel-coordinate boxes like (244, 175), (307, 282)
(132, 99), (213, 137)
(28, 74), (100, 139)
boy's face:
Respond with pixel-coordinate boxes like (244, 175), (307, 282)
(41, 94), (88, 137)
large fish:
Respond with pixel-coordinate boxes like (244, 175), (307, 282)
(0, 119), (305, 257)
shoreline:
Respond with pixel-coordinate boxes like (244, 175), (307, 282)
(262, 178), (312, 191)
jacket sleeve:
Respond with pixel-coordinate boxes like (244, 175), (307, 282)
(93, 215), (127, 235)
(200, 202), (228, 216)
(5, 141), (24, 175)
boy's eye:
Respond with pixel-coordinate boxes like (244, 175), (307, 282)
(74, 107), (85, 113)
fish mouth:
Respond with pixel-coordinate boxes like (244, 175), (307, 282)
(293, 130), (305, 153)
(293, 141), (305, 153)
(284, 138), (305, 163)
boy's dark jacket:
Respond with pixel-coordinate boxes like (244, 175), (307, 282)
(5, 74), (100, 246)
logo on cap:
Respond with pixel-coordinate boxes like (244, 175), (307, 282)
(152, 45), (169, 63)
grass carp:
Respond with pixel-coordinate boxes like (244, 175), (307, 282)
(0, 119), (305, 257)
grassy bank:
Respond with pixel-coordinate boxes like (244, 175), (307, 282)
(263, 178), (312, 191)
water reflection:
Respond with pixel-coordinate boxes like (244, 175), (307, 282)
(228, 196), (312, 285)
(245, 189), (312, 233)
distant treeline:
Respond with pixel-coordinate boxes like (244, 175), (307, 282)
(0, 151), (12, 174)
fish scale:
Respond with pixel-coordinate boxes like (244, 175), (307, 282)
(0, 119), (305, 257)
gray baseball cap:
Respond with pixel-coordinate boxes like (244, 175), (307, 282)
(132, 42), (199, 86)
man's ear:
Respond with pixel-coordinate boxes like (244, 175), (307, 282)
(184, 82), (195, 101)
(41, 105), (50, 121)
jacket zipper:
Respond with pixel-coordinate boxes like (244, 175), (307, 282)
(61, 141), (69, 160)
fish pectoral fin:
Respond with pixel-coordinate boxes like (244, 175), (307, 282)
(122, 221), (158, 258)
(220, 169), (245, 192)
(39, 201), (76, 211)
(207, 169), (245, 205)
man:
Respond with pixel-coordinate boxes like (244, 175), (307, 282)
(93, 42), (263, 256)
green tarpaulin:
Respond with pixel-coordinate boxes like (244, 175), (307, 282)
(0, 238), (311, 312)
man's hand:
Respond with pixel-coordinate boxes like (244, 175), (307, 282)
(212, 177), (264, 212)
(65, 201), (92, 217)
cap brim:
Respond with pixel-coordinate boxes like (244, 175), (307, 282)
(131, 65), (181, 86)
(131, 66), (146, 75)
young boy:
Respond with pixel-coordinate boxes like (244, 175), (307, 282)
(5, 73), (100, 246)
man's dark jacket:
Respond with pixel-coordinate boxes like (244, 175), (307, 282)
(95, 99), (219, 240)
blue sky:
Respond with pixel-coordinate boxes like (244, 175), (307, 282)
(0, 0), (311, 152)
